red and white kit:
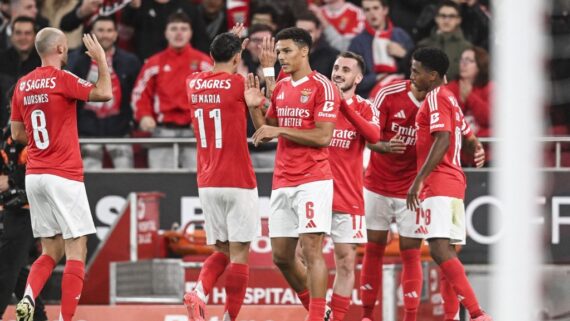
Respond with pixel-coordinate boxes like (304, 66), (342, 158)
(186, 71), (259, 245)
(11, 66), (96, 239)
(329, 95), (379, 243)
(321, 2), (365, 37)
(364, 80), (422, 237)
(415, 86), (473, 244)
(266, 71), (340, 237)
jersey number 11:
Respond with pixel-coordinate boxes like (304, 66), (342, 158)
(194, 108), (222, 149)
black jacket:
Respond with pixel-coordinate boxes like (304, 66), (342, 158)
(0, 126), (27, 209)
(66, 46), (141, 137)
(309, 38), (339, 79)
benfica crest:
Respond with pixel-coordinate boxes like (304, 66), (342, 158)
(300, 89), (312, 103)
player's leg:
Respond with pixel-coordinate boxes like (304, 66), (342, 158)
(422, 197), (490, 320)
(360, 190), (391, 321)
(222, 188), (259, 321)
(223, 242), (250, 321)
(399, 236), (423, 321)
(269, 186), (310, 310)
(59, 236), (88, 321)
(395, 198), (425, 321)
(296, 180), (333, 321)
(271, 237), (309, 308)
(440, 272), (460, 321)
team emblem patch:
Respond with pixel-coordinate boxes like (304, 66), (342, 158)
(300, 89), (312, 103)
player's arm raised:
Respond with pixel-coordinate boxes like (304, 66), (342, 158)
(245, 74), (277, 129)
(339, 98), (380, 144)
(11, 121), (27, 145)
(83, 33), (112, 102)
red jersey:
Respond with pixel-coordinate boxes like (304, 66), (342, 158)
(186, 71), (256, 189)
(416, 86), (472, 200)
(266, 71), (340, 189)
(365, 81), (421, 198)
(321, 2), (365, 36)
(329, 95), (379, 215)
(11, 66), (94, 181)
(132, 45), (213, 126)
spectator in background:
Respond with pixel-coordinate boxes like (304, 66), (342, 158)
(250, 4), (278, 31)
(59, 0), (101, 49)
(389, 0), (437, 38)
(417, 0), (472, 81)
(132, 12), (212, 170)
(0, 0), (48, 50)
(0, 17), (40, 127)
(197, 0), (227, 42)
(415, 0), (490, 49)
(295, 11), (339, 78)
(308, 0), (365, 51)
(120, 0), (209, 60)
(67, 16), (141, 169)
(41, 0), (83, 49)
(348, 0), (414, 98)
(238, 23), (277, 80)
(446, 46), (491, 138)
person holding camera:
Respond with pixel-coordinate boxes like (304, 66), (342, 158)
(0, 94), (47, 321)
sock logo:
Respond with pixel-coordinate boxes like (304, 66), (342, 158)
(457, 295), (465, 301)
(360, 283), (373, 290)
(404, 291), (418, 298)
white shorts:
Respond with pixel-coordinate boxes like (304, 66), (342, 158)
(416, 196), (466, 245)
(364, 188), (418, 238)
(330, 212), (367, 243)
(198, 187), (260, 245)
(269, 180), (333, 237)
(26, 174), (96, 239)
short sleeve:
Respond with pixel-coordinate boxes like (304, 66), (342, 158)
(60, 70), (94, 102)
(428, 92), (453, 133)
(313, 76), (339, 123)
(10, 82), (22, 122)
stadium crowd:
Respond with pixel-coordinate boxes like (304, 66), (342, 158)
(0, 0), (495, 169)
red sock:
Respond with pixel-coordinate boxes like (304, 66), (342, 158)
(359, 242), (385, 320)
(224, 263), (249, 321)
(440, 275), (459, 320)
(61, 260), (85, 321)
(401, 249), (422, 321)
(439, 258), (483, 319)
(307, 297), (326, 321)
(24, 255), (56, 304)
(196, 252), (229, 297)
(296, 289), (310, 311)
(331, 293), (350, 321)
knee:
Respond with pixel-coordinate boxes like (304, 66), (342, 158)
(336, 257), (355, 277)
(272, 250), (295, 270)
(300, 236), (324, 263)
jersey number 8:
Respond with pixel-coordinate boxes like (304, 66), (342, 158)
(31, 110), (50, 149)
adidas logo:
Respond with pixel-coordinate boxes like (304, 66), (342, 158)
(277, 92), (285, 100)
(414, 226), (429, 234)
(360, 283), (373, 290)
(404, 291), (419, 298)
(395, 109), (406, 119)
(353, 230), (364, 239)
(457, 295), (465, 301)
(305, 220), (317, 228)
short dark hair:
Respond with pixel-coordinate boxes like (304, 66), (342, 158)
(275, 27), (312, 49)
(11, 16), (37, 33)
(437, 0), (461, 15)
(92, 15), (117, 29)
(338, 51), (366, 74)
(248, 23), (273, 37)
(296, 11), (320, 29)
(252, 4), (278, 23)
(362, 0), (389, 7)
(412, 47), (449, 78)
(210, 32), (242, 63)
(166, 11), (191, 27)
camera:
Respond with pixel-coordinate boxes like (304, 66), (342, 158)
(0, 189), (27, 209)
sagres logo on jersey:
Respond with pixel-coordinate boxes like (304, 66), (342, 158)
(300, 88), (312, 103)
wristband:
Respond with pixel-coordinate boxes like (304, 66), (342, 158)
(262, 67), (275, 77)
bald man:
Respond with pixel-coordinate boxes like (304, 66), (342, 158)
(10, 27), (111, 321)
